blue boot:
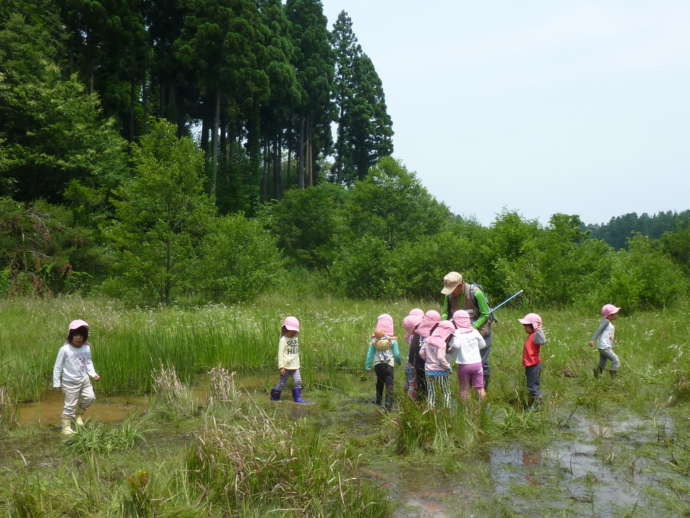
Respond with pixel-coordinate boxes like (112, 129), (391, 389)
(270, 388), (281, 401)
(292, 387), (308, 404)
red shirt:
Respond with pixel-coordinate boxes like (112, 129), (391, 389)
(522, 332), (541, 367)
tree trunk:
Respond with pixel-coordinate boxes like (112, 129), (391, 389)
(297, 116), (305, 189)
(211, 89), (221, 198)
(128, 80), (136, 141)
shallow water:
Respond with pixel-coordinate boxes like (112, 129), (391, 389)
(17, 390), (148, 426)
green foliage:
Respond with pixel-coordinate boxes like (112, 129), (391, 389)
(104, 119), (214, 305)
(330, 234), (391, 298)
(345, 157), (449, 248)
(262, 182), (348, 268)
(194, 214), (284, 303)
(0, 5), (128, 202)
(65, 419), (146, 455)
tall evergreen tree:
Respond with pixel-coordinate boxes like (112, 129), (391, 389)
(286, 0), (334, 188)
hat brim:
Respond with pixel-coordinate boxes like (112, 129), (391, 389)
(518, 318), (531, 325)
(441, 284), (459, 295)
(284, 324), (300, 331)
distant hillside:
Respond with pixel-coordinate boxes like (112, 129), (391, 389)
(585, 210), (690, 249)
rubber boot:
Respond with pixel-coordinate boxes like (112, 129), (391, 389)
(270, 388), (281, 401)
(384, 391), (394, 411)
(61, 418), (75, 436)
(608, 370), (617, 378)
(593, 367), (603, 378)
(75, 415), (85, 427)
(292, 387), (308, 404)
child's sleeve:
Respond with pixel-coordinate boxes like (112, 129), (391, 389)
(534, 328), (547, 345)
(365, 344), (375, 370)
(439, 345), (451, 371)
(476, 332), (487, 350)
(590, 319), (608, 343)
(85, 346), (98, 377)
(419, 343), (427, 361)
(392, 340), (401, 365)
(53, 347), (65, 388)
(277, 337), (287, 369)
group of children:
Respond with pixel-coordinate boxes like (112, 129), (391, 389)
(51, 303), (622, 435)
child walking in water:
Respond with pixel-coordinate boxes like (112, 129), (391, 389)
(52, 320), (100, 436)
(519, 313), (547, 408)
(420, 320), (455, 409)
(589, 304), (621, 378)
(449, 310), (487, 401)
(365, 314), (401, 410)
(271, 316), (308, 403)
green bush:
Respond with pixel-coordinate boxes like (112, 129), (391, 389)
(330, 235), (390, 298)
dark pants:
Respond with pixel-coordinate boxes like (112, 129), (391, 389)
(476, 326), (492, 390)
(525, 363), (541, 398)
(414, 367), (427, 401)
(375, 364), (394, 409)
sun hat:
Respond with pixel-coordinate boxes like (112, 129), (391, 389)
(441, 271), (463, 295)
(518, 313), (542, 329)
(416, 310), (441, 338)
(68, 319), (89, 331)
(426, 320), (456, 348)
(403, 314), (423, 343)
(282, 316), (300, 332)
(409, 308), (424, 317)
(601, 304), (621, 318)
(452, 310), (473, 333)
(376, 314), (394, 335)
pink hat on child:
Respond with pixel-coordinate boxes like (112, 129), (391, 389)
(518, 313), (542, 329)
(409, 308), (424, 317)
(282, 316), (300, 332)
(426, 320), (456, 348)
(376, 314), (394, 335)
(402, 313), (423, 344)
(601, 304), (621, 318)
(68, 319), (89, 331)
(416, 310), (441, 338)
(452, 310), (473, 333)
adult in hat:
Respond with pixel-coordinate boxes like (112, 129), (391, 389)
(441, 271), (494, 390)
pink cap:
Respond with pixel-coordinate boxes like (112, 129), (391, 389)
(376, 314), (394, 335)
(282, 316), (300, 332)
(452, 310), (473, 332)
(416, 310), (441, 338)
(518, 313), (542, 329)
(409, 308), (424, 317)
(601, 304), (621, 318)
(68, 319), (89, 331)
(402, 314), (423, 343)
(426, 320), (456, 348)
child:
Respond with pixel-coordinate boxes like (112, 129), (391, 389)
(402, 309), (424, 398)
(365, 314), (401, 410)
(52, 320), (100, 436)
(410, 310), (441, 401)
(589, 304), (621, 378)
(270, 316), (308, 403)
(419, 320), (455, 409)
(449, 310), (487, 401)
(519, 313), (547, 407)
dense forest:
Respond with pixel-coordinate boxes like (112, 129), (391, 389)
(1, 0), (689, 310)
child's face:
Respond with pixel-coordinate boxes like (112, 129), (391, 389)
(71, 334), (85, 347)
(284, 330), (298, 338)
(607, 313), (619, 321)
(522, 324), (533, 334)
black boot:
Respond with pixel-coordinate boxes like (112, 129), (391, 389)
(270, 388), (281, 401)
(608, 370), (617, 378)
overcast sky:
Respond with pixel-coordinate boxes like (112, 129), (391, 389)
(321, 1), (690, 226)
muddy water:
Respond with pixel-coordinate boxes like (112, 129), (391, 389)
(17, 390), (148, 426)
(386, 411), (688, 518)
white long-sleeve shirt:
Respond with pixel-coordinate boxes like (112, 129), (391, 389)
(53, 343), (98, 387)
(449, 329), (487, 365)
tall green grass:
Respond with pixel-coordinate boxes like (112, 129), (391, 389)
(1, 294), (688, 416)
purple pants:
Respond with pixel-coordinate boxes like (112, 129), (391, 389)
(456, 363), (484, 398)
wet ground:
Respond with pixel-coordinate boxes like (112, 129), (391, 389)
(10, 376), (689, 518)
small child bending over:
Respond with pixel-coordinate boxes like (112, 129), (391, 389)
(365, 314), (401, 410)
(271, 316), (308, 403)
(589, 304), (621, 378)
(53, 320), (100, 436)
(420, 320), (455, 409)
(519, 313), (547, 408)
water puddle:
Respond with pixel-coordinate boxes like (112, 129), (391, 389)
(17, 390), (148, 426)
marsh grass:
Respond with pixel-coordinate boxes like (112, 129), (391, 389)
(0, 385), (17, 431)
(208, 366), (238, 405)
(151, 365), (198, 418)
(65, 417), (147, 455)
